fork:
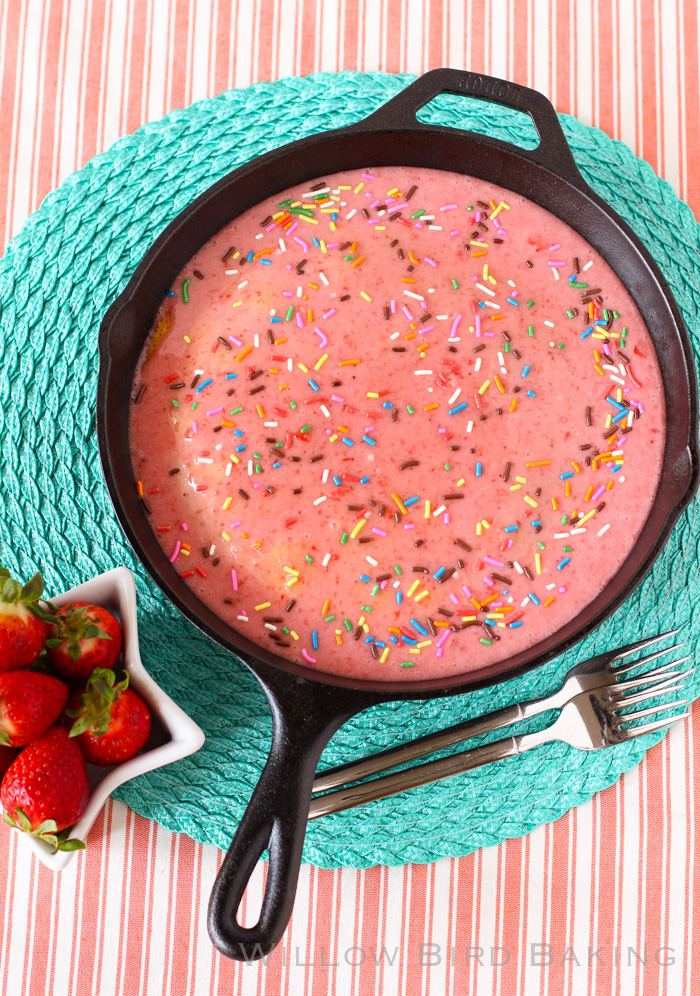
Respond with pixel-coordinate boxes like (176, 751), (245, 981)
(309, 636), (692, 819)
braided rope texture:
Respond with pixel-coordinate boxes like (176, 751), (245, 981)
(0, 73), (698, 868)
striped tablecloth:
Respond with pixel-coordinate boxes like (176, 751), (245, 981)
(1, 2), (698, 993)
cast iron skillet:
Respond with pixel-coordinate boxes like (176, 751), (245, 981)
(96, 69), (699, 960)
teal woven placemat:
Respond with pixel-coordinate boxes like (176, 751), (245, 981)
(1, 72), (699, 868)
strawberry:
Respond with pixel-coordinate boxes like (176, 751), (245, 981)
(66, 667), (151, 766)
(0, 568), (50, 673)
(0, 746), (18, 778)
(45, 601), (122, 681)
(0, 671), (69, 747)
(1, 726), (88, 851)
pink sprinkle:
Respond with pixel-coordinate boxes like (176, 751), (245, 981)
(424, 257), (437, 267)
(548, 261), (566, 267)
(438, 427), (446, 434)
(498, 228), (507, 236)
(181, 523), (188, 532)
(169, 541), (181, 563)
(483, 556), (504, 567)
(296, 312), (304, 328)
(450, 593), (460, 604)
(558, 586), (567, 594)
(282, 291), (293, 297)
(436, 629), (450, 648)
(323, 309), (336, 319)
(326, 243), (340, 249)
(483, 577), (494, 587)
(548, 243), (561, 250)
(265, 222), (276, 232)
(440, 204), (457, 211)
(390, 300), (396, 314)
(462, 586), (472, 598)
(362, 172), (375, 180)
(293, 235), (308, 252)
(369, 199), (380, 208)
(404, 523), (415, 530)
(287, 222), (298, 235)
(471, 275), (478, 282)
(507, 539), (513, 549)
(475, 211), (482, 223)
(230, 521), (241, 528)
(302, 649), (316, 664)
(451, 314), (462, 337)
(484, 331), (494, 338)
(192, 422), (198, 434)
(436, 648), (444, 658)
(403, 305), (413, 320)
(372, 528), (387, 537)
(450, 230), (460, 236)
(380, 580), (388, 590)
(315, 327), (328, 347)
(443, 513), (450, 524)
(228, 335), (243, 346)
(331, 394), (344, 403)
(206, 407), (223, 416)
(368, 218), (382, 225)
(418, 325), (434, 335)
(591, 485), (606, 501)
(415, 222), (423, 229)
(231, 570), (238, 591)
(475, 314), (481, 336)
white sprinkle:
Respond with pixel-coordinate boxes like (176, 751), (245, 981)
(500, 366), (507, 375)
(303, 187), (329, 197)
(583, 260), (594, 271)
(449, 388), (461, 404)
(225, 462), (232, 476)
(288, 358), (293, 371)
(466, 420), (474, 433)
(546, 583), (556, 591)
(254, 334), (259, 347)
(279, 238), (286, 252)
(313, 495), (327, 505)
(320, 405), (331, 418)
(209, 545), (216, 555)
(225, 269), (238, 275)
(475, 282), (496, 297)
(248, 460), (253, 476)
(553, 532), (570, 539)
(322, 468), (329, 483)
(570, 527), (587, 535)
(215, 443), (222, 451)
(366, 556), (379, 567)
(544, 320), (555, 328)
(345, 209), (357, 220)
(436, 314), (448, 320)
(390, 331), (400, 339)
(497, 352), (505, 365)
(264, 623), (277, 631)
(552, 268), (560, 280)
(255, 232), (263, 240)
(428, 288), (436, 294)
(404, 290), (425, 300)
(521, 597), (530, 607)
(432, 505), (447, 517)
(428, 225), (442, 230)
(507, 280), (516, 288)
(297, 285), (303, 298)
(513, 562), (524, 574)
(322, 553), (331, 567)
(319, 272), (329, 286)
(598, 523), (611, 536)
(237, 615), (248, 622)
(475, 357), (482, 372)
(195, 369), (204, 375)
(483, 301), (500, 309)
(393, 580), (400, 588)
(414, 370), (433, 375)
(263, 422), (278, 427)
(197, 457), (213, 464)
(609, 374), (626, 386)
(237, 281), (248, 289)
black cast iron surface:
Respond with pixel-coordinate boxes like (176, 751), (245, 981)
(96, 69), (699, 960)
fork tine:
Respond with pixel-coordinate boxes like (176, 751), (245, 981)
(613, 674), (692, 708)
(610, 629), (682, 663)
(612, 643), (686, 675)
(611, 657), (692, 690)
(614, 699), (688, 724)
(619, 712), (689, 741)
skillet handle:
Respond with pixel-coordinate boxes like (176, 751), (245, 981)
(207, 681), (362, 961)
(361, 68), (583, 188)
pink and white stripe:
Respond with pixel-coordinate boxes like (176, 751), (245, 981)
(2, 1), (699, 992)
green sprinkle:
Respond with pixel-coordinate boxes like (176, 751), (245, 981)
(480, 638), (492, 645)
(537, 542), (545, 550)
(285, 306), (294, 321)
(467, 205), (474, 211)
(411, 209), (425, 218)
(305, 555), (314, 563)
(451, 279), (459, 290)
(563, 546), (572, 552)
(282, 626), (289, 634)
(291, 401), (298, 410)
(444, 464), (451, 471)
(191, 402), (198, 410)
(343, 619), (353, 632)
(231, 407), (243, 414)
(570, 281), (587, 289)
(300, 424), (311, 433)
(171, 399), (179, 408)
(344, 255), (355, 261)
(371, 585), (380, 596)
(324, 614), (335, 622)
(253, 453), (262, 459)
(400, 661), (415, 667)
(504, 342), (510, 353)
(275, 442), (283, 448)
(394, 565), (403, 575)
(561, 514), (568, 525)
(182, 278), (191, 303)
(613, 311), (620, 319)
(279, 199), (293, 207)
(361, 605), (372, 612)
(254, 464), (261, 474)
(407, 405), (415, 414)
(622, 326), (628, 335)
(526, 300), (534, 308)
(566, 310), (576, 318)
(528, 325), (534, 336)
(558, 342), (565, 349)
(341, 532), (349, 545)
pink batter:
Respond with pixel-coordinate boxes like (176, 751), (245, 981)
(129, 167), (665, 681)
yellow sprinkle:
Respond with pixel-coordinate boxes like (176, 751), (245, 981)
(461, 615), (477, 622)
(299, 214), (318, 224)
(320, 241), (327, 254)
(314, 353), (328, 371)
(526, 461), (551, 468)
(486, 614), (505, 620)
(471, 240), (489, 247)
(358, 616), (365, 626)
(363, 623), (370, 633)
(457, 478), (465, 487)
(232, 301), (243, 308)
(329, 433), (338, 442)
(229, 454), (240, 465)
(516, 476), (527, 484)
(380, 647), (390, 663)
(407, 580), (421, 598)
(283, 566), (299, 576)
(298, 362), (309, 373)
(286, 576), (298, 587)
(237, 346), (252, 361)
(424, 500), (431, 519)
(366, 392), (379, 398)
(605, 414), (612, 429)
(409, 648), (420, 654)
(360, 291), (372, 302)
(221, 532), (231, 541)
(509, 484), (521, 492)
(476, 522), (482, 536)
(222, 497), (232, 510)
(183, 335), (191, 343)
(391, 493), (408, 515)
(494, 375), (505, 394)
(535, 553), (542, 575)
(577, 508), (597, 525)
(354, 182), (364, 193)
(489, 205), (503, 220)
(524, 495), (538, 508)
(290, 631), (299, 641)
(478, 379), (490, 395)
(255, 602), (272, 611)
(414, 590), (429, 602)
(350, 519), (367, 539)
(417, 641), (432, 648)
(180, 549), (189, 557)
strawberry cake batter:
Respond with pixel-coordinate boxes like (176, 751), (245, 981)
(129, 166), (665, 680)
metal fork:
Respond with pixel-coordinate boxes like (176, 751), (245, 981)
(309, 636), (692, 819)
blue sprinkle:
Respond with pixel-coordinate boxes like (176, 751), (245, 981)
(510, 621), (523, 628)
(580, 327), (593, 339)
(365, 636), (375, 644)
(233, 429), (244, 437)
(360, 476), (370, 484)
(313, 237), (320, 247)
(611, 465), (621, 473)
(560, 471), (574, 479)
(359, 574), (371, 582)
(404, 496), (419, 506)
(362, 435), (376, 446)
(390, 635), (399, 644)
(507, 297), (519, 306)
(522, 365), (530, 377)
(612, 410), (627, 423)
(478, 301), (486, 308)
(260, 258), (272, 265)
(557, 558), (571, 570)
(332, 213), (338, 220)
(166, 291), (175, 297)
(396, 592), (403, 605)
(383, 402), (393, 409)
(504, 525), (519, 533)
(476, 462), (482, 477)
(332, 476), (341, 486)
(225, 373), (237, 380)
(485, 618), (496, 627)
(529, 593), (540, 605)
(402, 636), (417, 646)
(273, 462), (280, 468)
(247, 251), (254, 262)
(196, 378), (213, 393)
(312, 630), (319, 650)
(410, 619), (428, 635)
(569, 275), (577, 283)
(271, 317), (282, 323)
(448, 402), (468, 415)
(342, 438), (354, 446)
(375, 641), (386, 649)
(527, 390), (536, 398)
(235, 445), (246, 452)
(433, 567), (446, 580)
(606, 396), (626, 410)
(532, 520), (541, 527)
(595, 319), (608, 326)
(308, 379), (320, 391)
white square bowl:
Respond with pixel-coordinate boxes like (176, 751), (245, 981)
(1, 566), (205, 870)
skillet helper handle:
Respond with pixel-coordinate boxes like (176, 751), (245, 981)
(207, 704), (338, 961)
(361, 68), (583, 188)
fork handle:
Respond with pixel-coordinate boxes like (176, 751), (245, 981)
(308, 728), (551, 820)
(312, 701), (527, 794)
